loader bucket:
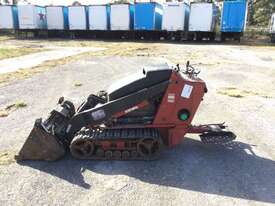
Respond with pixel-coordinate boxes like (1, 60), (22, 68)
(15, 119), (66, 161)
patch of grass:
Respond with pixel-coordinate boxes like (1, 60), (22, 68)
(6, 101), (27, 110)
(0, 110), (9, 117)
(14, 101), (27, 108)
(0, 34), (14, 41)
(74, 81), (83, 87)
(217, 87), (271, 98)
(217, 87), (257, 98)
(0, 151), (16, 165)
(136, 47), (149, 51)
(0, 47), (44, 60)
(0, 41), (212, 86)
(0, 101), (27, 118)
(0, 43), (158, 86)
(55, 40), (158, 55)
(88, 44), (152, 56)
(0, 55), (77, 86)
(218, 87), (246, 98)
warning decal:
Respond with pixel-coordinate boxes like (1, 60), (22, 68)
(167, 93), (175, 103)
(181, 84), (193, 99)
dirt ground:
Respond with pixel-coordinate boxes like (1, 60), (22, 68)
(0, 39), (275, 206)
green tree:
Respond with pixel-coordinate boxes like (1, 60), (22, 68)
(253, 0), (275, 26)
(1, 0), (17, 4)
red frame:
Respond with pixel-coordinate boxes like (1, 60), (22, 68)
(152, 71), (207, 146)
(111, 70), (209, 147)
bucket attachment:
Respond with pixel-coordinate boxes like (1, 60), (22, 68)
(15, 119), (66, 161)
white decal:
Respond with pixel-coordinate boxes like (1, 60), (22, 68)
(181, 84), (193, 99)
(66, 124), (72, 133)
(125, 106), (138, 114)
(168, 93), (175, 103)
(91, 109), (106, 121)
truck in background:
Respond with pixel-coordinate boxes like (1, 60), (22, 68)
(270, 13), (275, 43)
(0, 5), (18, 30)
(68, 5), (88, 30)
(134, 2), (163, 40)
(188, 2), (218, 41)
(162, 1), (190, 40)
(110, 3), (134, 39)
(46, 6), (68, 30)
(110, 3), (134, 31)
(88, 5), (109, 31)
(220, 0), (247, 42)
(18, 5), (46, 30)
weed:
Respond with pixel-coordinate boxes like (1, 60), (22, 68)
(0, 101), (27, 118)
(74, 81), (83, 87)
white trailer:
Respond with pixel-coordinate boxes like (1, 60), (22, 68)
(270, 13), (275, 43)
(0, 5), (18, 29)
(188, 2), (217, 41)
(68, 6), (87, 30)
(46, 6), (68, 30)
(18, 5), (46, 29)
(162, 2), (190, 32)
(88, 5), (108, 30)
(110, 4), (133, 30)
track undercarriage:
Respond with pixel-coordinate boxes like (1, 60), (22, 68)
(70, 128), (163, 160)
(70, 126), (236, 160)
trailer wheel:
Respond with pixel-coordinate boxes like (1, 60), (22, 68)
(161, 32), (168, 41)
(175, 33), (181, 41)
(221, 33), (226, 42)
(196, 33), (202, 41)
(135, 32), (141, 40)
(209, 33), (216, 41)
(187, 33), (194, 41)
(151, 31), (159, 41)
(70, 33), (75, 39)
(233, 34), (241, 42)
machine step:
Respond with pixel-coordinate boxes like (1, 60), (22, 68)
(200, 131), (236, 145)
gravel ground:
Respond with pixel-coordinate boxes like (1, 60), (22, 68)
(0, 42), (275, 206)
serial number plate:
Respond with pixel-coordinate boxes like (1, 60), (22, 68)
(181, 84), (193, 99)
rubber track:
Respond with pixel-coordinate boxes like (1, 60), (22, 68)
(70, 127), (163, 160)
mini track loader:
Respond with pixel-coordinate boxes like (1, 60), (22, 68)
(15, 62), (236, 161)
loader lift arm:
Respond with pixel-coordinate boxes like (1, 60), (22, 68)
(66, 80), (169, 139)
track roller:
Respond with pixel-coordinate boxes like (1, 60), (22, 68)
(70, 138), (95, 159)
(70, 128), (163, 160)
